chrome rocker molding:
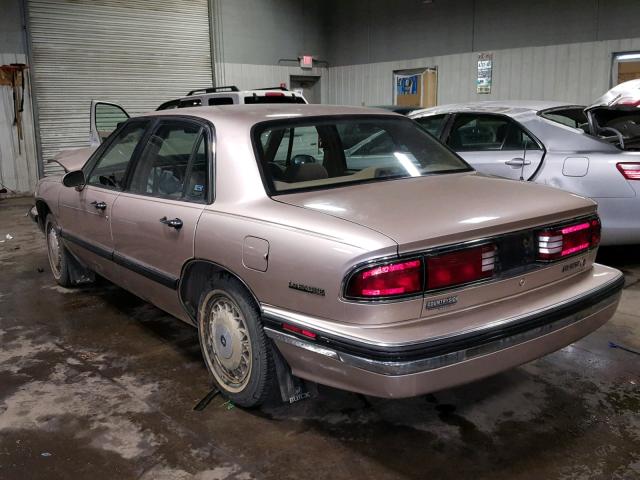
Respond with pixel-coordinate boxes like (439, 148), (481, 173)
(262, 274), (624, 376)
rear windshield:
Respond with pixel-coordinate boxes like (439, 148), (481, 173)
(254, 117), (472, 194)
(245, 95), (306, 104)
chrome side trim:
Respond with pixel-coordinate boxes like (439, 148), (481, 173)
(261, 270), (623, 350)
(266, 291), (620, 376)
(264, 328), (339, 359)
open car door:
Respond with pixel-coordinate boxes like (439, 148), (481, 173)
(90, 100), (130, 146)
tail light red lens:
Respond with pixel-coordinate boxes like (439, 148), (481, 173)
(282, 323), (317, 340)
(346, 259), (423, 298)
(427, 244), (495, 290)
(537, 217), (600, 261)
(590, 217), (601, 248)
(617, 163), (640, 180)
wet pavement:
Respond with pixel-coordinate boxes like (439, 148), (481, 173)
(0, 197), (638, 479)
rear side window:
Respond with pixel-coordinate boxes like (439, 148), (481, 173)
(209, 97), (234, 105)
(540, 108), (588, 129)
(178, 98), (202, 108)
(128, 121), (208, 202)
(447, 114), (540, 151)
(415, 114), (447, 137)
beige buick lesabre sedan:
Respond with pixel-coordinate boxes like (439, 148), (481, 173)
(31, 103), (624, 407)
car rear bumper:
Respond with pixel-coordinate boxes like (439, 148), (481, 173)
(263, 267), (623, 398)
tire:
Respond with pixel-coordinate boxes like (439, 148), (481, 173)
(197, 274), (277, 408)
(45, 214), (73, 287)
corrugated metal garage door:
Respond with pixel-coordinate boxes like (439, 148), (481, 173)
(27, 0), (214, 176)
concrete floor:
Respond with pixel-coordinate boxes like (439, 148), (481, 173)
(0, 197), (638, 480)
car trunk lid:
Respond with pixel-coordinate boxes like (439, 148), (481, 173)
(585, 79), (640, 150)
(274, 172), (596, 254)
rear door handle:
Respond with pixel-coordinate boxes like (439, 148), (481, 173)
(505, 158), (531, 167)
(159, 216), (183, 230)
(90, 201), (107, 211)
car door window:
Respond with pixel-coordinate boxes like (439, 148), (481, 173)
(87, 121), (147, 190)
(209, 97), (234, 105)
(415, 114), (447, 137)
(447, 114), (540, 151)
(447, 114), (540, 152)
(128, 121), (207, 201)
(94, 102), (129, 142)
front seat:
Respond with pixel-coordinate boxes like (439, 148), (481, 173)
(284, 163), (329, 183)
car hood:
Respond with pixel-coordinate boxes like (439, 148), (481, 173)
(274, 172), (596, 253)
(50, 147), (96, 172)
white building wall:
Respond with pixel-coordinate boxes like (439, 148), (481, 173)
(0, 52), (38, 196)
(0, 0), (39, 196)
(325, 37), (640, 107)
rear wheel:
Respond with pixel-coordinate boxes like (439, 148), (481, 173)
(198, 275), (277, 407)
(45, 214), (72, 287)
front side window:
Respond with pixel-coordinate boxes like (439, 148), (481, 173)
(447, 114), (540, 151)
(87, 121), (147, 190)
(128, 121), (208, 201)
(94, 102), (129, 141)
(255, 117), (472, 194)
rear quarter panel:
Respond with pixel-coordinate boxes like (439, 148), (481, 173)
(194, 199), (429, 325)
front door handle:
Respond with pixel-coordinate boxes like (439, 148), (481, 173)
(505, 158), (532, 167)
(159, 216), (183, 230)
(91, 201), (107, 211)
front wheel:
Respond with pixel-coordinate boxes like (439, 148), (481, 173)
(45, 214), (73, 287)
(197, 275), (277, 408)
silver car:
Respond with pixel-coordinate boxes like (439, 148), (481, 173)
(409, 86), (640, 246)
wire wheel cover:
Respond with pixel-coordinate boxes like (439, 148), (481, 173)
(47, 225), (62, 279)
(203, 294), (252, 392)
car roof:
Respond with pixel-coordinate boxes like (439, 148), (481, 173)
(411, 100), (582, 118)
(141, 104), (401, 126)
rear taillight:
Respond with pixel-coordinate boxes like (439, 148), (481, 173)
(346, 259), (423, 298)
(613, 97), (640, 107)
(617, 162), (640, 180)
(427, 244), (495, 290)
(537, 217), (601, 261)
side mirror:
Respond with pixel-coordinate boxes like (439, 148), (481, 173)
(62, 170), (86, 189)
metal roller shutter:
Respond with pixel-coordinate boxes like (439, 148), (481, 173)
(26, 0), (214, 176)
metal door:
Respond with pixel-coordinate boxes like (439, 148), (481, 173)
(26, 0), (214, 176)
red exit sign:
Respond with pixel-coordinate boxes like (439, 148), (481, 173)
(300, 55), (313, 69)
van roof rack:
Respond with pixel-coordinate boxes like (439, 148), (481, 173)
(254, 86), (290, 91)
(186, 86), (240, 95)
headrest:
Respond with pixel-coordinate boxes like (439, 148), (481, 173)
(285, 163), (329, 182)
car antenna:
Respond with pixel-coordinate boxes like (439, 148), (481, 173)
(519, 136), (528, 181)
